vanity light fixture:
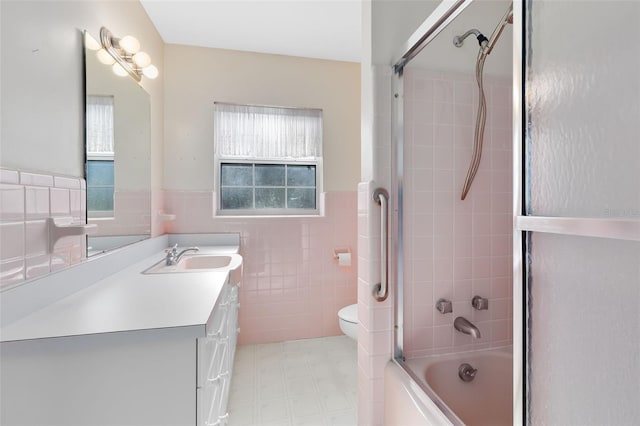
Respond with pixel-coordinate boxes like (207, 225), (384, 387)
(86, 27), (158, 82)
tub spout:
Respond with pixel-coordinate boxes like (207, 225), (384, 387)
(454, 317), (481, 339)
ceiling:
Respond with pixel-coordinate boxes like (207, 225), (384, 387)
(139, 0), (362, 63)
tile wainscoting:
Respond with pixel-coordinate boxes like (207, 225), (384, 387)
(0, 168), (86, 288)
(163, 190), (359, 345)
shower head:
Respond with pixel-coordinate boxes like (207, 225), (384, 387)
(453, 4), (513, 55)
(453, 29), (489, 50)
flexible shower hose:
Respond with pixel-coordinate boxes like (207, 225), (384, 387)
(460, 48), (488, 200)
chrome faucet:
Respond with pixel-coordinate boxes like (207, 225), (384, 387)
(454, 316), (481, 339)
(165, 244), (199, 265)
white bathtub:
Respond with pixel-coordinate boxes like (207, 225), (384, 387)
(385, 348), (513, 426)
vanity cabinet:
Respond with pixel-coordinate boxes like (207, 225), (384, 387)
(0, 280), (240, 426)
(197, 283), (240, 426)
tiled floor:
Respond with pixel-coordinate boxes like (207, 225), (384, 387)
(227, 336), (358, 426)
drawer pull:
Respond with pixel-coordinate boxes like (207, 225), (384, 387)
(208, 371), (229, 384)
(207, 319), (228, 338)
(205, 412), (229, 426)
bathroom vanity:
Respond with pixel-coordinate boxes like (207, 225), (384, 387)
(0, 238), (241, 426)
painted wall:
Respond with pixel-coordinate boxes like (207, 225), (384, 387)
(0, 0), (164, 190)
(163, 44), (361, 192)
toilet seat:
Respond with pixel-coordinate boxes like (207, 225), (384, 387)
(338, 304), (357, 324)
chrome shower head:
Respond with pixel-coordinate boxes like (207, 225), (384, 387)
(453, 4), (513, 55)
(453, 29), (489, 50)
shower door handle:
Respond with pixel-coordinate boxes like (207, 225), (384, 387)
(373, 188), (389, 302)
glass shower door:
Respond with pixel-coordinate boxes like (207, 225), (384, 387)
(522, 1), (640, 424)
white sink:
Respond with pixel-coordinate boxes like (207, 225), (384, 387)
(143, 253), (243, 284)
(177, 255), (234, 270)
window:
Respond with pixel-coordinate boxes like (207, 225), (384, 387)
(214, 103), (322, 215)
(220, 163), (316, 210)
(86, 160), (115, 213)
(86, 95), (115, 217)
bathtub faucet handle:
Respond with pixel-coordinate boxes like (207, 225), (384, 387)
(472, 295), (489, 310)
(436, 298), (453, 314)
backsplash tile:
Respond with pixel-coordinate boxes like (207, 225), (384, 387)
(0, 168), (88, 289)
(0, 169), (19, 184)
(50, 188), (70, 216)
(25, 186), (50, 220)
(25, 220), (48, 257)
(0, 259), (25, 286)
(20, 172), (54, 187)
(54, 176), (81, 189)
(25, 255), (50, 280)
(0, 184), (25, 221)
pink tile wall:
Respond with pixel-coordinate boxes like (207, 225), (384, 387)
(163, 190), (358, 345)
(402, 69), (513, 358)
(88, 191), (151, 237)
(358, 67), (513, 425)
(357, 65), (395, 426)
(0, 168), (87, 289)
(151, 189), (166, 237)
(357, 181), (393, 426)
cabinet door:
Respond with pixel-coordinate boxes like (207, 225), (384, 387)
(197, 380), (222, 426)
(1, 330), (196, 426)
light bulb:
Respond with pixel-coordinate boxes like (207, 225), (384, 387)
(132, 51), (151, 68)
(112, 63), (128, 77)
(118, 35), (140, 54)
(96, 49), (115, 65)
(142, 64), (159, 79)
(84, 33), (101, 51)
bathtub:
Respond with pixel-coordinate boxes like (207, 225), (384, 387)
(384, 347), (512, 425)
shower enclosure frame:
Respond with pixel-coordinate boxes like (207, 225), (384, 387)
(387, 0), (524, 423)
(390, 0), (640, 424)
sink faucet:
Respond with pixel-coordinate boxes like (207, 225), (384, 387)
(454, 316), (481, 339)
(165, 244), (199, 265)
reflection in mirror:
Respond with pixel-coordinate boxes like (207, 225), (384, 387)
(84, 32), (151, 256)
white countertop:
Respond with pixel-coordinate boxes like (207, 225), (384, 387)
(0, 246), (239, 343)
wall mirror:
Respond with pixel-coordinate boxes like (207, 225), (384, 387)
(84, 31), (151, 256)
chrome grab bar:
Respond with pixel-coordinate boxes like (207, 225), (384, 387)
(372, 188), (389, 302)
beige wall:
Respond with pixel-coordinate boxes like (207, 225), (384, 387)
(0, 0), (164, 191)
(163, 44), (361, 192)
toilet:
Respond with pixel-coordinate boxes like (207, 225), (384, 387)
(338, 304), (358, 340)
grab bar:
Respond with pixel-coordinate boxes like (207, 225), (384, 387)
(372, 188), (389, 302)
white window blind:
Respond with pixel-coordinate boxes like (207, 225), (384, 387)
(86, 95), (115, 155)
(214, 103), (322, 160)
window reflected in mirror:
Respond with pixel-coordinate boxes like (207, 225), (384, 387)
(86, 95), (115, 217)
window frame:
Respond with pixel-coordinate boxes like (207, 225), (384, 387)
(215, 157), (322, 216)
